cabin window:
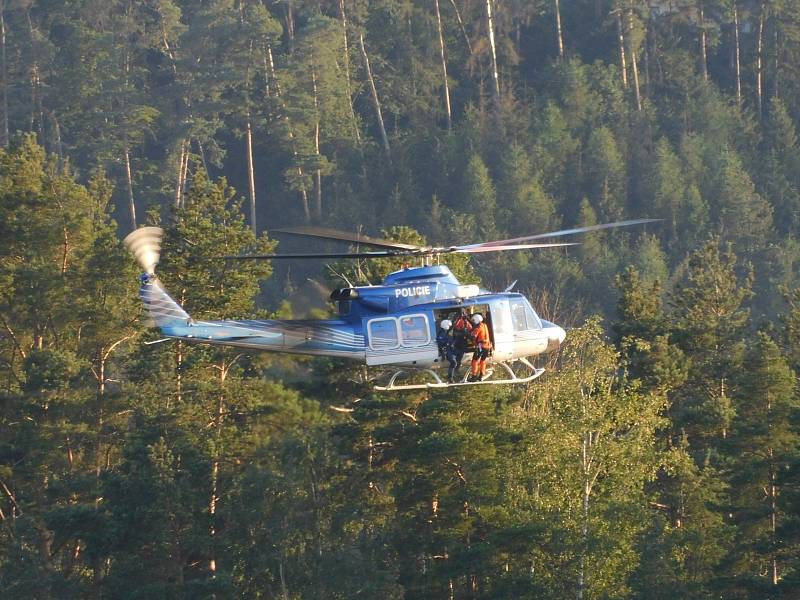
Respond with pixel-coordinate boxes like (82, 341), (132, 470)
(399, 314), (430, 347)
(368, 318), (399, 350)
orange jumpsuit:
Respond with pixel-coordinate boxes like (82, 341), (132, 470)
(470, 322), (492, 378)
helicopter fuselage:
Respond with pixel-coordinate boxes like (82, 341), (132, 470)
(144, 264), (565, 368)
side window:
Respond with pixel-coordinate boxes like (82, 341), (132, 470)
(399, 314), (430, 347)
(369, 318), (399, 350)
(510, 300), (528, 331)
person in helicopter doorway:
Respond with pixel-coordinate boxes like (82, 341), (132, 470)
(436, 319), (458, 383)
(451, 309), (473, 382)
(469, 313), (493, 382)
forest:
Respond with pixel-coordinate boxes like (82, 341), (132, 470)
(2, 0), (800, 597)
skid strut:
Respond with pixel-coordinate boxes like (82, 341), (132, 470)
(374, 357), (544, 391)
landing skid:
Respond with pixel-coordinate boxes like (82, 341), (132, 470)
(374, 357), (545, 392)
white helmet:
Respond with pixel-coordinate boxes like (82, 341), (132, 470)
(471, 314), (483, 324)
(440, 319), (452, 330)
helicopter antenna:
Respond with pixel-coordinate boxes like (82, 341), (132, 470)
(503, 280), (518, 293)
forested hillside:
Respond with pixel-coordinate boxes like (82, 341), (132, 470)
(2, 0), (800, 597)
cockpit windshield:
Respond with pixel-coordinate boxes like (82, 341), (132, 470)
(523, 298), (542, 330)
(510, 297), (543, 331)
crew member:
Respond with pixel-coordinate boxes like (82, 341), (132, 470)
(469, 313), (492, 382)
(436, 319), (458, 383)
(451, 310), (473, 382)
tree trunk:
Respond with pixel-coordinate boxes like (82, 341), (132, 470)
(174, 339), (182, 407)
(124, 143), (136, 230)
(448, 0), (473, 55)
(338, 0), (361, 146)
(52, 115), (63, 170)
(644, 21), (651, 96)
(485, 0), (501, 105)
(699, 0), (708, 81)
(175, 140), (186, 209)
(773, 19), (779, 98)
(359, 33), (391, 159)
(27, 11), (44, 141)
(0, 3), (8, 147)
(555, 0), (565, 61)
(180, 143), (190, 208)
(616, 11), (628, 89)
(628, 7), (642, 111)
(266, 44), (311, 221)
(578, 439), (589, 600)
(279, 557), (289, 599)
(434, 0), (453, 130)
(311, 54), (322, 220)
(733, 0), (742, 105)
(245, 41), (257, 234)
(756, 2), (764, 117)
(209, 361), (227, 577)
(246, 115), (257, 233)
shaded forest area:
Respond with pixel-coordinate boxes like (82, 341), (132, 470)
(2, 0), (800, 597)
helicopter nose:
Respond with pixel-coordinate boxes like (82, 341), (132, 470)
(543, 323), (566, 352)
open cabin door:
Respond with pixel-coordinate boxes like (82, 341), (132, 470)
(487, 298), (515, 362)
(365, 313), (438, 366)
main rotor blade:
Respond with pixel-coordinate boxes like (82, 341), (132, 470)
(225, 250), (417, 260)
(226, 242), (578, 260)
(273, 226), (422, 251)
(451, 242), (578, 254)
(458, 218), (660, 249)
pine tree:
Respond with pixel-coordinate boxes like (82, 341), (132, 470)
(725, 333), (799, 592)
(0, 138), (140, 594)
(583, 126), (625, 223)
(670, 238), (751, 447)
(462, 153), (497, 239)
(497, 141), (558, 236)
(710, 149), (773, 254)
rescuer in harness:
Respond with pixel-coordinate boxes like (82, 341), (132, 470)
(451, 309), (473, 382)
(436, 319), (458, 383)
(468, 313), (492, 382)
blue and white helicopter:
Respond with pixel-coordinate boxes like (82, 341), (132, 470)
(124, 220), (655, 391)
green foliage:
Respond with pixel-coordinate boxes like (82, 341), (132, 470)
(668, 240), (751, 445)
(2, 0), (800, 594)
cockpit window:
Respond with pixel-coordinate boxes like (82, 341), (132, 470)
(523, 299), (543, 330)
(510, 300), (528, 331)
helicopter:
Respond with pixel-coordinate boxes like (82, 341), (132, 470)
(123, 219), (656, 391)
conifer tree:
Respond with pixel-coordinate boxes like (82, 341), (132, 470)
(725, 333), (799, 591)
(584, 126), (625, 223)
(670, 238), (751, 447)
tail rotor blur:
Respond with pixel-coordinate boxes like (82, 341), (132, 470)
(123, 227), (163, 275)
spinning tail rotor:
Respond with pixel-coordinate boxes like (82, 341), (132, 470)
(123, 227), (191, 328)
(123, 226), (163, 275)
